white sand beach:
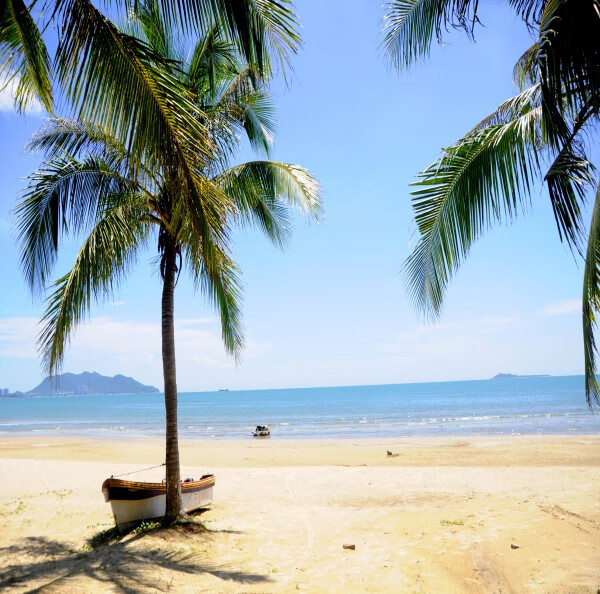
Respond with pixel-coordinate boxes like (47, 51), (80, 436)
(0, 435), (599, 592)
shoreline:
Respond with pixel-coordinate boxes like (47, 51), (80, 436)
(0, 433), (599, 467)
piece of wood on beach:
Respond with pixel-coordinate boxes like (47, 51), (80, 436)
(511, 543), (521, 549)
(343, 544), (356, 550)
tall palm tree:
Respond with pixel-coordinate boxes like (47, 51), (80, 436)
(15, 13), (321, 524)
(382, 0), (600, 405)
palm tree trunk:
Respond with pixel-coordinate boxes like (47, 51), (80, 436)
(161, 235), (182, 524)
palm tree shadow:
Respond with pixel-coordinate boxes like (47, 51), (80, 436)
(0, 530), (271, 593)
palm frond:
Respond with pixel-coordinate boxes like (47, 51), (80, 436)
(27, 118), (127, 160)
(187, 24), (238, 97)
(176, 181), (244, 358)
(508, 0), (545, 24)
(537, 0), (600, 149)
(544, 143), (594, 251)
(582, 181), (600, 406)
(55, 0), (212, 180)
(0, 0), (52, 112)
(214, 160), (321, 245)
(27, 118), (162, 193)
(38, 198), (149, 375)
(153, 0), (300, 73)
(513, 42), (539, 90)
(382, 0), (480, 70)
(468, 84), (541, 133)
(15, 154), (136, 293)
(127, 0), (175, 61)
(405, 106), (543, 316)
(211, 66), (275, 154)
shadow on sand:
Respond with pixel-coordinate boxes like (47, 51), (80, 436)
(0, 526), (272, 593)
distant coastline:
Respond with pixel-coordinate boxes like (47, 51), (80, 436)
(491, 373), (551, 380)
(1, 371), (159, 398)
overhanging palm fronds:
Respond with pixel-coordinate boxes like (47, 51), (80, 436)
(384, 0), (600, 405)
(382, 0), (480, 70)
(119, 0), (300, 73)
(0, 0), (52, 112)
(582, 182), (600, 406)
(537, 0), (600, 136)
(405, 102), (544, 316)
(179, 221), (244, 357)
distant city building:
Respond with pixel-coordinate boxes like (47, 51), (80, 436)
(75, 384), (89, 395)
(2, 388), (8, 396)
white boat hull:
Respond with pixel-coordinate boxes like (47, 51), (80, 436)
(102, 475), (215, 533)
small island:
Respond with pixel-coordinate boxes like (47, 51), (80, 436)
(492, 373), (551, 380)
(2, 371), (159, 397)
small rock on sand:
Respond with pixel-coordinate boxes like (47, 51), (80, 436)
(511, 543), (521, 549)
(343, 544), (356, 550)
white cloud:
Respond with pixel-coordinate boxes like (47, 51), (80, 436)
(540, 299), (581, 317)
(0, 76), (43, 114)
(372, 315), (519, 377)
(0, 317), (39, 358)
(376, 316), (517, 353)
(0, 315), (272, 390)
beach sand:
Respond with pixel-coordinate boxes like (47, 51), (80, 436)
(0, 435), (599, 592)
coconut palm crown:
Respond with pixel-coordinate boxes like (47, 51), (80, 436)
(383, 0), (600, 405)
(15, 11), (321, 523)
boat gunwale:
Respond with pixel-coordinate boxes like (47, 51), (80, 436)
(102, 474), (215, 493)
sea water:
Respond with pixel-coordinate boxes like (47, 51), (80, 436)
(0, 375), (598, 439)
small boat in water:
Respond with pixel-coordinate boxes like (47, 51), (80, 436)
(252, 424), (270, 437)
(102, 474), (215, 533)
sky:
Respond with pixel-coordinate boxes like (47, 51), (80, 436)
(0, 2), (589, 393)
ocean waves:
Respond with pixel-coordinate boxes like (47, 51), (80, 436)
(1, 375), (598, 439)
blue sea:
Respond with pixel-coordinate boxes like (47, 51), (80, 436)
(0, 375), (598, 439)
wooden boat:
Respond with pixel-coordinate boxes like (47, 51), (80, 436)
(252, 424), (270, 437)
(102, 474), (215, 532)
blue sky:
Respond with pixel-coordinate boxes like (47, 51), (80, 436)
(0, 2), (587, 392)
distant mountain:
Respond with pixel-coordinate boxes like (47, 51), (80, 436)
(492, 373), (551, 380)
(27, 371), (159, 396)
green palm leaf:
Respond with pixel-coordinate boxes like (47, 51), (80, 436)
(406, 104), (543, 316)
(0, 0), (52, 112)
(55, 0), (212, 180)
(382, 0), (482, 70)
(180, 224), (244, 358)
(582, 181), (600, 406)
(147, 0), (300, 72)
(15, 155), (137, 293)
(39, 198), (149, 374)
(215, 160), (321, 246)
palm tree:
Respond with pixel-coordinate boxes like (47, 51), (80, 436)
(1, 1), (300, 238)
(15, 13), (321, 524)
(382, 0), (600, 405)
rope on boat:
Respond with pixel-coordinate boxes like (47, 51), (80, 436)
(110, 462), (165, 478)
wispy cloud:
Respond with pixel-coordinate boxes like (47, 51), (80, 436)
(373, 316), (518, 363)
(0, 315), (271, 389)
(0, 77), (43, 115)
(540, 299), (581, 317)
(0, 317), (39, 358)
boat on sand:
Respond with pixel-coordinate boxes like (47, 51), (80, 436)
(102, 474), (215, 532)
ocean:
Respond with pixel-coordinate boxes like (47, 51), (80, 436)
(0, 375), (598, 439)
